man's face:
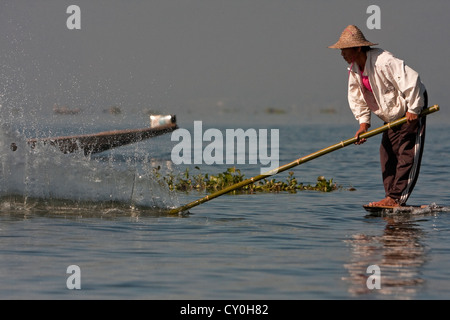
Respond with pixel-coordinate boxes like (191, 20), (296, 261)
(340, 48), (358, 64)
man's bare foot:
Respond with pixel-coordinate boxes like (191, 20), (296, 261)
(368, 196), (400, 207)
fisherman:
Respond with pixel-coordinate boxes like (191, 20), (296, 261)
(329, 25), (428, 207)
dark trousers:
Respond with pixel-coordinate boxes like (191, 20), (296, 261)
(379, 91), (428, 205)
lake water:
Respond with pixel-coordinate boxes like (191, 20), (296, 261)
(1, 111), (450, 301)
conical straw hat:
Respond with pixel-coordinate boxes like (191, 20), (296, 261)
(328, 25), (378, 49)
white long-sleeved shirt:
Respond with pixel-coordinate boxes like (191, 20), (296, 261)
(348, 48), (426, 124)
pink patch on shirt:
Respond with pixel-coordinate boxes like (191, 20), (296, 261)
(361, 74), (372, 92)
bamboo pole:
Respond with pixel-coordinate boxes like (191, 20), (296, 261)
(168, 105), (440, 215)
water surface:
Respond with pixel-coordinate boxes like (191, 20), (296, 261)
(1, 118), (449, 300)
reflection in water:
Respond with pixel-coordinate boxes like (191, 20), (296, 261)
(343, 215), (429, 299)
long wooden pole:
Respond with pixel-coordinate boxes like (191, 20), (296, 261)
(168, 105), (440, 215)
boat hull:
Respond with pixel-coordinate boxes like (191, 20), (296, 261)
(27, 122), (178, 155)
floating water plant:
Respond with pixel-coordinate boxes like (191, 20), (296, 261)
(154, 166), (341, 194)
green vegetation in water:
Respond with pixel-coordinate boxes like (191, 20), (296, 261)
(154, 166), (347, 194)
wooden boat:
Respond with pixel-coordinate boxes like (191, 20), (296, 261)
(27, 115), (177, 155)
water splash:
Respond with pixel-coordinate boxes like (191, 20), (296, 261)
(365, 203), (450, 218)
(2, 134), (179, 212)
(0, 22), (179, 215)
(0, 103), (179, 215)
